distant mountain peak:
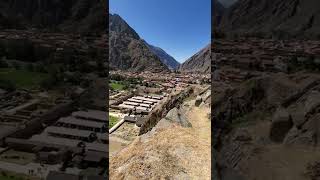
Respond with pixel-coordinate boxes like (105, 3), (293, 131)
(143, 40), (180, 70)
(109, 13), (140, 40)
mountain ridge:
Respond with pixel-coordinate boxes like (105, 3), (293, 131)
(109, 13), (169, 72)
(144, 41), (180, 70)
(219, 0), (320, 39)
(179, 44), (211, 74)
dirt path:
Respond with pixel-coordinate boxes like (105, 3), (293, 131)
(183, 103), (211, 179)
(187, 105), (211, 144)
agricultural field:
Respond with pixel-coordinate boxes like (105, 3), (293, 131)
(0, 68), (48, 89)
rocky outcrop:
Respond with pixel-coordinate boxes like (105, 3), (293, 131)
(213, 72), (320, 147)
(164, 107), (192, 128)
(269, 108), (293, 142)
(139, 87), (193, 135)
(179, 44), (211, 74)
(213, 73), (319, 131)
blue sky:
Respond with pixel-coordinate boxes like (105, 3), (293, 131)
(110, 0), (211, 63)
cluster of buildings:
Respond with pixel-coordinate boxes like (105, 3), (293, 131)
(0, 29), (107, 69)
(118, 95), (164, 115)
(213, 39), (320, 83)
(0, 88), (108, 179)
(29, 110), (107, 149)
(0, 90), (64, 146)
(110, 71), (209, 92)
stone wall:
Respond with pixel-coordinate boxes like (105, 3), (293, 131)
(139, 87), (193, 135)
(10, 101), (75, 138)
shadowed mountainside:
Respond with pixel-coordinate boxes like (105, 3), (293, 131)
(219, 0), (320, 39)
(145, 41), (180, 70)
(0, 0), (105, 35)
(109, 14), (168, 72)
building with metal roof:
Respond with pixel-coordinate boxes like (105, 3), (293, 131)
(56, 117), (107, 133)
(45, 126), (96, 142)
(72, 110), (107, 123)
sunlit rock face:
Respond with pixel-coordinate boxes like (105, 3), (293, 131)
(179, 44), (211, 74)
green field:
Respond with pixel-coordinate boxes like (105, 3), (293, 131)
(0, 68), (48, 89)
(0, 176), (11, 180)
(109, 82), (125, 90)
(109, 115), (119, 128)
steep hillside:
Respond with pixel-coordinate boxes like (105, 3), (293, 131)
(110, 87), (211, 179)
(145, 42), (180, 70)
(109, 14), (168, 72)
(219, 0), (320, 39)
(0, 0), (105, 35)
(180, 44), (211, 74)
(213, 72), (320, 180)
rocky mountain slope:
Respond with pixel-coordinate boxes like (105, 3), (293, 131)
(219, 0), (320, 39)
(0, 0), (105, 35)
(179, 44), (211, 74)
(213, 72), (320, 180)
(109, 14), (168, 72)
(145, 42), (180, 70)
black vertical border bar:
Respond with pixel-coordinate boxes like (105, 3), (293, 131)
(211, 0), (218, 179)
(106, 0), (110, 179)
(211, 0), (214, 179)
